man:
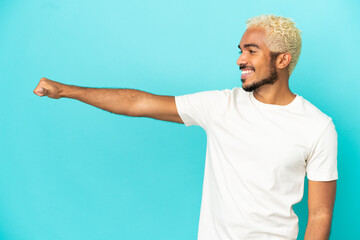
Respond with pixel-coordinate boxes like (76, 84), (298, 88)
(34, 14), (337, 240)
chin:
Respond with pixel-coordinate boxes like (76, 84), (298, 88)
(242, 85), (254, 92)
(241, 82), (252, 92)
(241, 79), (255, 92)
(242, 79), (262, 92)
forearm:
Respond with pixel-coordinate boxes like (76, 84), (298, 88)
(304, 214), (333, 240)
(34, 77), (181, 123)
(60, 84), (147, 116)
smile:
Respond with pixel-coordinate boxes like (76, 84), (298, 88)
(241, 70), (254, 80)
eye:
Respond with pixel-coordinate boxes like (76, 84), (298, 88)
(249, 50), (256, 54)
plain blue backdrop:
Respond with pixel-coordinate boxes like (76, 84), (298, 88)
(1, 0), (359, 239)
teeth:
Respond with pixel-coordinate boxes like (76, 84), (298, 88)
(242, 70), (254, 74)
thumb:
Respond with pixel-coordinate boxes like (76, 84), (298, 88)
(35, 87), (47, 96)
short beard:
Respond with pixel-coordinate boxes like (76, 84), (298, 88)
(242, 52), (280, 92)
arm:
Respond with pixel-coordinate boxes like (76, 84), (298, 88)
(304, 180), (337, 240)
(33, 77), (184, 124)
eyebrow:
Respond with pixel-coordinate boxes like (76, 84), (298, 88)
(238, 43), (261, 50)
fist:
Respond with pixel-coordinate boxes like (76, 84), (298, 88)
(33, 77), (63, 99)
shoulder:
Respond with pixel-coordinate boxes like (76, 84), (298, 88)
(215, 87), (249, 101)
(182, 87), (244, 102)
(210, 87), (251, 108)
(295, 95), (336, 139)
(296, 95), (333, 122)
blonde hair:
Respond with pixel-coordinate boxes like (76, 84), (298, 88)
(246, 14), (302, 75)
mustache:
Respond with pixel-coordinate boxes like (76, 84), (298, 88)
(239, 64), (255, 71)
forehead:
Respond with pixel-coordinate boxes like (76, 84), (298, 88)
(239, 27), (268, 50)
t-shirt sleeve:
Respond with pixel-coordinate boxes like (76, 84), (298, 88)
(306, 120), (338, 181)
(175, 90), (227, 129)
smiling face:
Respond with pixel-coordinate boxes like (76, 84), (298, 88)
(237, 27), (279, 92)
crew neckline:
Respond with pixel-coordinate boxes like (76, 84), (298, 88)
(249, 90), (300, 110)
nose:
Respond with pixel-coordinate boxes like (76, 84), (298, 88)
(236, 53), (248, 66)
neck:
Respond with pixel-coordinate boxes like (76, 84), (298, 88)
(253, 72), (296, 106)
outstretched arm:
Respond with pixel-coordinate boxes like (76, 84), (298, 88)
(33, 77), (184, 124)
(304, 180), (337, 240)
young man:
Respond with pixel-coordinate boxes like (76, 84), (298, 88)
(34, 15), (337, 240)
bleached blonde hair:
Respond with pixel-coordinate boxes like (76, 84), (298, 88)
(246, 14), (302, 75)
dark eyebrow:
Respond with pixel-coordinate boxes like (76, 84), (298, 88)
(238, 43), (260, 50)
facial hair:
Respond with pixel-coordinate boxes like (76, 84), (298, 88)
(241, 53), (280, 92)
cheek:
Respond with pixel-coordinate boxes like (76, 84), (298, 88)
(259, 59), (273, 72)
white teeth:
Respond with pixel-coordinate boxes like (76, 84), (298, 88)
(242, 70), (254, 74)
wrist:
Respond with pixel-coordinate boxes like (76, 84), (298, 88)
(58, 83), (68, 98)
(59, 84), (74, 98)
(60, 84), (83, 99)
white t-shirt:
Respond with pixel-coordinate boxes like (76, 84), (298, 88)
(175, 87), (338, 240)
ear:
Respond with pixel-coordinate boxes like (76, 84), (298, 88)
(276, 53), (292, 70)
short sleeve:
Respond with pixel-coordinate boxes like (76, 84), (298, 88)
(306, 120), (338, 181)
(175, 90), (228, 129)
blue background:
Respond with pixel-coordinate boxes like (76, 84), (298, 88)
(1, 0), (359, 239)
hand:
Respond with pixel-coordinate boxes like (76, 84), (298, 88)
(33, 77), (64, 99)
